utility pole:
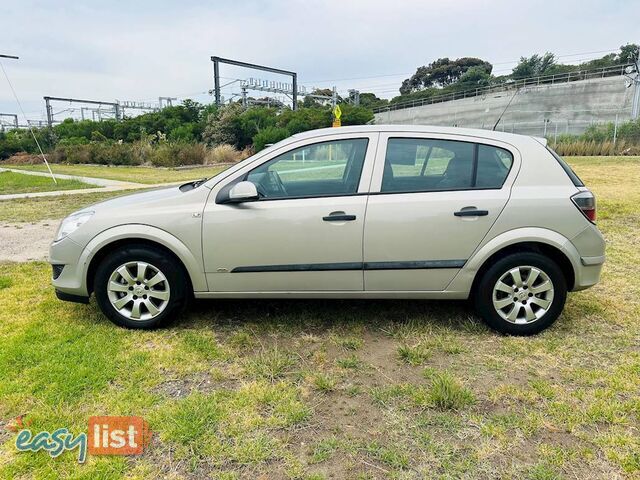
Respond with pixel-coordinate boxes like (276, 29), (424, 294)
(241, 86), (248, 108)
(158, 96), (177, 108)
(211, 56), (298, 110)
(631, 54), (640, 120)
(0, 113), (18, 129)
(44, 96), (121, 126)
(348, 89), (360, 106)
(44, 96), (53, 126)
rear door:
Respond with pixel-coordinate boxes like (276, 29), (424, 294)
(363, 133), (519, 291)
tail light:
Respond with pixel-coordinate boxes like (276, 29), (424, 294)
(571, 191), (596, 223)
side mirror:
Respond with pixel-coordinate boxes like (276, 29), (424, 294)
(228, 181), (259, 202)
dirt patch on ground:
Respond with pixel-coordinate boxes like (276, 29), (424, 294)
(0, 220), (58, 262)
(3, 153), (45, 165)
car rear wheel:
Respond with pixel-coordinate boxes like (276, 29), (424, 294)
(94, 245), (188, 329)
(474, 252), (567, 335)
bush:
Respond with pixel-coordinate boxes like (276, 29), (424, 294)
(57, 136), (90, 147)
(206, 144), (243, 164)
(51, 143), (142, 166)
(550, 139), (640, 156)
(90, 143), (139, 165)
(146, 143), (208, 167)
(148, 144), (183, 167)
(253, 127), (290, 152)
(176, 143), (207, 166)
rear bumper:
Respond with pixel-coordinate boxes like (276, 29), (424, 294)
(568, 225), (606, 291)
(581, 255), (606, 266)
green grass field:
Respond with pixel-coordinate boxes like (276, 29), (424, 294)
(4, 164), (228, 185)
(0, 171), (93, 195)
(0, 156), (639, 479)
(0, 189), (150, 222)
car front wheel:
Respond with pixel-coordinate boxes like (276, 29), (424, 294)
(94, 245), (188, 329)
(474, 252), (567, 335)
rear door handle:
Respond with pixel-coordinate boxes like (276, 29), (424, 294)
(323, 212), (356, 221)
(454, 209), (489, 217)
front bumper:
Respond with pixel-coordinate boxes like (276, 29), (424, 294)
(55, 289), (90, 304)
(49, 236), (90, 298)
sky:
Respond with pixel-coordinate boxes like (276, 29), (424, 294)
(1, 0), (638, 123)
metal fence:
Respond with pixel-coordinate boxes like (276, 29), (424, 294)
(484, 115), (627, 141)
(382, 109), (634, 142)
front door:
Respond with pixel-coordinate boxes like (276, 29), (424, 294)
(364, 134), (518, 291)
(202, 134), (377, 292)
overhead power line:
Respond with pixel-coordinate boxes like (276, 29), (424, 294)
(304, 47), (622, 88)
(0, 54), (57, 184)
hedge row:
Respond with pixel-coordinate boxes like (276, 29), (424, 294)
(42, 142), (248, 167)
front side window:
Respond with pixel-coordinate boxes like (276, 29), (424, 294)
(246, 138), (368, 199)
(381, 138), (513, 193)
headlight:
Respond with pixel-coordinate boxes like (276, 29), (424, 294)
(55, 211), (94, 242)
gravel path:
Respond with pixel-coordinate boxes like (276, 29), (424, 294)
(0, 167), (139, 186)
(0, 220), (58, 262)
(0, 167), (146, 201)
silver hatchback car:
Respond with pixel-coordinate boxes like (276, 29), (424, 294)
(50, 125), (605, 334)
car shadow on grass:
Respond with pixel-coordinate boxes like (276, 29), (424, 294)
(179, 298), (488, 334)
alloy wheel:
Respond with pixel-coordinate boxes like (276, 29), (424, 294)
(492, 265), (554, 324)
(107, 261), (170, 321)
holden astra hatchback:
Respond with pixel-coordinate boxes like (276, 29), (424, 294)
(50, 125), (605, 335)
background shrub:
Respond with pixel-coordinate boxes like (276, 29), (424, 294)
(253, 127), (290, 152)
(206, 144), (244, 164)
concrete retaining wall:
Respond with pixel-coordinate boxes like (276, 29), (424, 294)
(374, 76), (636, 137)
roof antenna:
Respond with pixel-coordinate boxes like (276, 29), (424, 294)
(492, 87), (520, 131)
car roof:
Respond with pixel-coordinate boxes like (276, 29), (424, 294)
(291, 124), (546, 147)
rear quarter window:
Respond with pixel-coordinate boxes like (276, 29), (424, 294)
(547, 147), (584, 187)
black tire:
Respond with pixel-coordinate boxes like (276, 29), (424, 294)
(94, 245), (189, 329)
(473, 252), (567, 335)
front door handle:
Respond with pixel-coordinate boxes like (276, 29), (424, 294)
(454, 208), (489, 217)
(323, 212), (356, 221)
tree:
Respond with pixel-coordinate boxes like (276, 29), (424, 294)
(253, 126), (290, 151)
(339, 104), (374, 125)
(302, 88), (337, 108)
(511, 52), (557, 79)
(236, 107), (278, 147)
(277, 107), (332, 133)
(202, 103), (244, 147)
(400, 57), (493, 94)
(619, 43), (639, 64)
(358, 93), (388, 110)
(455, 66), (492, 90)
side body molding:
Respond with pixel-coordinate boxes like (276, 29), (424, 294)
(446, 227), (580, 293)
(78, 224), (208, 295)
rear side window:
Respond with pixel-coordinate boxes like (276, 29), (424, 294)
(547, 147), (584, 187)
(381, 138), (513, 193)
(476, 144), (513, 188)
